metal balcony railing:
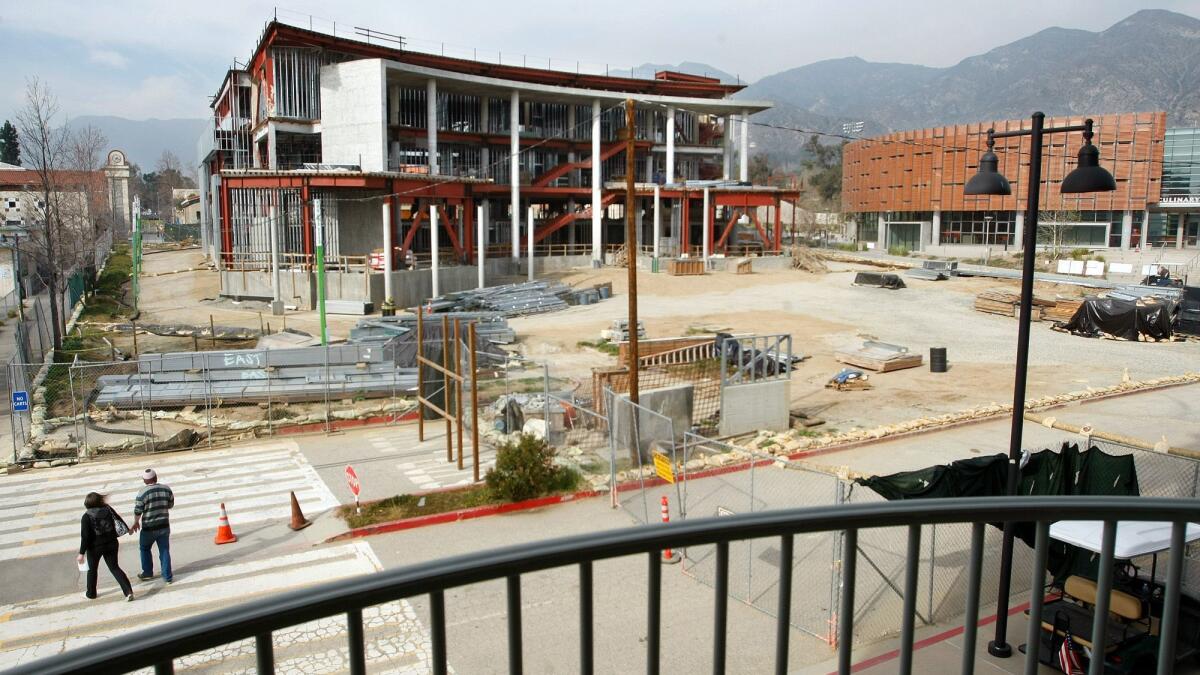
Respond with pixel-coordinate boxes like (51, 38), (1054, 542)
(11, 496), (1200, 675)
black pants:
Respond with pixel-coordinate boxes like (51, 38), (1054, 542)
(86, 545), (133, 598)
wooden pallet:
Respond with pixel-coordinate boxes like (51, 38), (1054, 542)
(834, 350), (924, 373)
(735, 258), (753, 274)
(825, 379), (873, 391)
(667, 258), (705, 276)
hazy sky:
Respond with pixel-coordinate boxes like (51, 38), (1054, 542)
(2, 1), (1198, 122)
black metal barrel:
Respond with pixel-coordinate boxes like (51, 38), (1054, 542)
(930, 347), (948, 373)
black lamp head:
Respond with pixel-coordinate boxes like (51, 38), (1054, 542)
(964, 130), (1012, 196)
(1061, 120), (1116, 194)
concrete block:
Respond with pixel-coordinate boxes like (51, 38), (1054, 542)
(611, 384), (693, 464)
(719, 379), (790, 437)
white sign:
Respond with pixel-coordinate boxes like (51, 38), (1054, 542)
(1159, 196), (1200, 207)
(1084, 260), (1105, 277)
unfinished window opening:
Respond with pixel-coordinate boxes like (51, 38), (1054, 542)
(271, 48), (322, 120)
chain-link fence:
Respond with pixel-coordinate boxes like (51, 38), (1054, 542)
(6, 343), (419, 463)
(677, 434), (845, 643)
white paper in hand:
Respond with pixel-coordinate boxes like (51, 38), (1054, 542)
(77, 559), (89, 572)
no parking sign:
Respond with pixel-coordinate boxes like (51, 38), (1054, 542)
(345, 465), (362, 513)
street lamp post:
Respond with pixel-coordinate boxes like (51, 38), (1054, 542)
(964, 113), (1115, 658)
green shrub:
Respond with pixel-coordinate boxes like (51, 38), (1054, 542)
(1069, 248), (1091, 260)
(485, 433), (579, 502)
(887, 246), (910, 257)
(6, 309), (15, 319)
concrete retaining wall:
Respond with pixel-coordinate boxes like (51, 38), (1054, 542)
(612, 384), (694, 463)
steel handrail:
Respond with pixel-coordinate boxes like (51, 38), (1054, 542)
(12, 496), (1200, 675)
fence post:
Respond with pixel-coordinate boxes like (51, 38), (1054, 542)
(67, 360), (83, 458)
(323, 344), (331, 433)
(9, 362), (18, 464)
(543, 362), (551, 445)
(204, 359), (214, 448)
(927, 524), (936, 624)
(607, 388), (617, 509)
(265, 349), (274, 436)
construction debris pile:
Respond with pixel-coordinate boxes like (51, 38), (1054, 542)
(906, 260), (958, 282)
(973, 288), (1064, 321)
(789, 246), (829, 274)
(416, 280), (612, 317)
(93, 345), (417, 409)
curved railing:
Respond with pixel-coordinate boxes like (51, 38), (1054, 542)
(11, 496), (1200, 675)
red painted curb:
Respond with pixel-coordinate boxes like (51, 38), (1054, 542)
(326, 489), (602, 542)
(830, 594), (1055, 674)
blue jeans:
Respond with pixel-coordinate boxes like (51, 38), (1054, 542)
(139, 526), (172, 581)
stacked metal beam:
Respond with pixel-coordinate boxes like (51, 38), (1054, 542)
(93, 344), (417, 409)
(413, 280), (606, 318)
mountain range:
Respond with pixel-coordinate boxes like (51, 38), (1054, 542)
(49, 9), (1200, 171)
(741, 9), (1200, 165)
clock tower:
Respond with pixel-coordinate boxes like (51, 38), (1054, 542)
(102, 149), (132, 239)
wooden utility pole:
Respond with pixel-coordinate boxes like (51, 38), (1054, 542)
(624, 98), (640, 404)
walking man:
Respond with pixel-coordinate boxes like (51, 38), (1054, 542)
(132, 468), (174, 584)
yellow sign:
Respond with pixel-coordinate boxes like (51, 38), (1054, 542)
(652, 451), (675, 484)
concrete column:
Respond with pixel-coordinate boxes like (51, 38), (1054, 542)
(388, 84), (399, 125)
(653, 185), (661, 258)
(198, 166), (210, 256)
(527, 205), (535, 281)
(1120, 210), (1133, 250)
(591, 99), (602, 262)
(382, 200), (393, 302)
(477, 204), (485, 289)
(269, 204), (282, 314)
(426, 79), (439, 175)
(267, 123), (277, 171)
(1014, 212), (1025, 250)
(567, 103), (577, 141)
(1178, 213), (1186, 249)
(666, 107), (676, 184)
(479, 97), (490, 175)
(430, 204), (440, 297)
(739, 110), (749, 182)
(877, 213), (887, 251)
(722, 115), (732, 180)
(511, 90), (521, 259)
(931, 210), (942, 247)
(567, 197), (577, 248)
(702, 188), (711, 261)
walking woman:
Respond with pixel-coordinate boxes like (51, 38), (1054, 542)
(76, 492), (134, 601)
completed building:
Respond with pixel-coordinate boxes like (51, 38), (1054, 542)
(198, 19), (797, 309)
(842, 112), (1200, 254)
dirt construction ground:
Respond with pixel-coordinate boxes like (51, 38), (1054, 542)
(129, 249), (1197, 435)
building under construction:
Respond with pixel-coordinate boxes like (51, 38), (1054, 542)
(196, 17), (798, 309)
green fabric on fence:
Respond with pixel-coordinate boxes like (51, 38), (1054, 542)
(857, 453), (1008, 500)
(856, 443), (1140, 582)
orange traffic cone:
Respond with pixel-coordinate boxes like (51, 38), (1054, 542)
(288, 491), (312, 531)
(214, 502), (238, 545)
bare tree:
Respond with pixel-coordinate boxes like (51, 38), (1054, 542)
(14, 79), (99, 350)
(67, 124), (110, 241)
(1037, 209), (1082, 260)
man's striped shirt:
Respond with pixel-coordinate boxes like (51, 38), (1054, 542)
(135, 484), (174, 530)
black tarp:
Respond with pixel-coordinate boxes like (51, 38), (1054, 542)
(856, 443), (1139, 581)
(853, 272), (906, 289)
(1059, 296), (1177, 341)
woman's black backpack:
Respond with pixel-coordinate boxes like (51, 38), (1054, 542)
(87, 507), (116, 539)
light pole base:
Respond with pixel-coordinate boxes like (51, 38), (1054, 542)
(987, 640), (1013, 658)
(270, 300), (285, 316)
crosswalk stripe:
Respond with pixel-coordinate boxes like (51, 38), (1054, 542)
(0, 542), (434, 673)
(0, 489), (334, 549)
(0, 466), (313, 516)
(0, 441), (340, 561)
(0, 453), (300, 504)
